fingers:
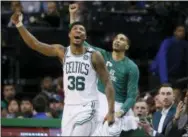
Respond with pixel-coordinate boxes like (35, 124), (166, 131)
(103, 117), (107, 124)
(178, 101), (184, 112)
(108, 120), (114, 126)
(69, 3), (79, 12)
(11, 12), (22, 25)
(178, 101), (183, 107)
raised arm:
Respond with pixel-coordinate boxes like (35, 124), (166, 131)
(92, 51), (115, 124)
(11, 12), (64, 59)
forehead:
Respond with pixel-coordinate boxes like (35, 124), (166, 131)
(4, 85), (14, 89)
(176, 26), (185, 31)
(159, 87), (173, 93)
(71, 24), (85, 30)
(10, 100), (17, 104)
(22, 100), (31, 103)
(135, 101), (147, 106)
(116, 34), (127, 39)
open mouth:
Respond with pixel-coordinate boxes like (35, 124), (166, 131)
(74, 36), (81, 40)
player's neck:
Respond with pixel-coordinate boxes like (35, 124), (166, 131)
(70, 44), (85, 55)
(112, 51), (125, 61)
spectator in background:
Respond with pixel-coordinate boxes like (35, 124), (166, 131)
(7, 99), (20, 118)
(2, 84), (16, 109)
(154, 94), (163, 111)
(56, 77), (64, 102)
(174, 88), (183, 106)
(39, 76), (58, 103)
(20, 98), (33, 118)
(1, 104), (8, 118)
(49, 97), (64, 118)
(133, 98), (149, 118)
(146, 96), (156, 116)
(41, 76), (54, 93)
(140, 84), (176, 137)
(42, 1), (60, 27)
(20, 1), (41, 13)
(150, 25), (188, 89)
(8, 1), (23, 27)
(8, 1), (29, 27)
(11, 1), (23, 12)
(167, 89), (188, 137)
(32, 95), (51, 119)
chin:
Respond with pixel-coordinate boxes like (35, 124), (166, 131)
(113, 49), (120, 52)
(73, 42), (82, 46)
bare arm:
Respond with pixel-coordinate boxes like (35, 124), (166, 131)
(11, 12), (64, 58)
(92, 51), (115, 113)
(69, 4), (80, 24)
(17, 26), (64, 57)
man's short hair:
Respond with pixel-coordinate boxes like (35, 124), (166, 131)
(21, 97), (32, 104)
(69, 21), (85, 32)
(159, 83), (172, 89)
(174, 24), (185, 31)
(32, 95), (48, 112)
(158, 83), (173, 93)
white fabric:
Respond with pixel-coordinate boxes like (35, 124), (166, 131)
(158, 106), (172, 133)
(61, 101), (98, 136)
(63, 46), (98, 105)
(92, 116), (139, 136)
(92, 92), (137, 136)
(97, 91), (134, 121)
(153, 105), (172, 136)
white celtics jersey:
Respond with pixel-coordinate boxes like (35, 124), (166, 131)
(63, 46), (98, 105)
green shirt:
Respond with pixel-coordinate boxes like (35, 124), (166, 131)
(1, 100), (8, 109)
(84, 42), (139, 112)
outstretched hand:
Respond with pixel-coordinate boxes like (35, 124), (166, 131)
(69, 3), (79, 15)
(11, 12), (23, 25)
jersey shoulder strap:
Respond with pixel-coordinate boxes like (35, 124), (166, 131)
(62, 47), (68, 64)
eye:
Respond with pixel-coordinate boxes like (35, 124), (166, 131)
(120, 37), (125, 41)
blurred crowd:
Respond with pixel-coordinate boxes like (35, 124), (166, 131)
(1, 76), (64, 119)
(1, 78), (188, 136)
(2, 1), (188, 29)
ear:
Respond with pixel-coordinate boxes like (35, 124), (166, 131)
(125, 45), (129, 50)
(69, 32), (71, 39)
(84, 35), (87, 40)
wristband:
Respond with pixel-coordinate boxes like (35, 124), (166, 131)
(16, 22), (23, 28)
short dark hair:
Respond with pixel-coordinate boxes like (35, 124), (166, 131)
(21, 97), (32, 104)
(174, 24), (185, 31)
(158, 83), (173, 93)
(136, 98), (146, 103)
(8, 99), (20, 107)
(69, 21), (85, 32)
(32, 95), (48, 112)
(3, 84), (15, 89)
(160, 83), (172, 89)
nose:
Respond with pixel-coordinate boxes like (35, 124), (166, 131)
(75, 28), (81, 33)
(116, 39), (120, 43)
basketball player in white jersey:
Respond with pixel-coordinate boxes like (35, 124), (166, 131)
(11, 12), (115, 136)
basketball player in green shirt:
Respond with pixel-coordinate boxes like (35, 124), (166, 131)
(69, 4), (139, 120)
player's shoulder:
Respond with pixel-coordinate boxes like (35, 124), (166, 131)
(126, 57), (139, 70)
(53, 44), (65, 52)
(85, 46), (96, 53)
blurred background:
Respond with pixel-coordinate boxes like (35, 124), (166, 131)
(1, 1), (188, 136)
